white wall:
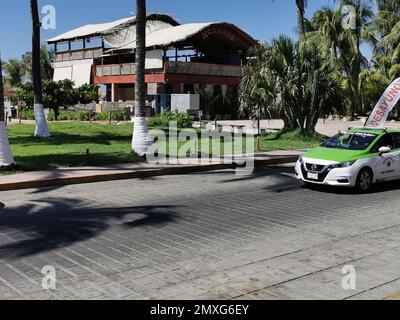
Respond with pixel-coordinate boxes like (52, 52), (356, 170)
(171, 94), (200, 113)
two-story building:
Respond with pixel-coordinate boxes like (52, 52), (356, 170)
(47, 13), (257, 116)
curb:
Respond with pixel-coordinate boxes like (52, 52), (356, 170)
(385, 294), (400, 300)
(0, 156), (299, 192)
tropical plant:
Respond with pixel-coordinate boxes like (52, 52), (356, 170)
(308, 1), (375, 118)
(132, 0), (151, 157)
(147, 111), (193, 128)
(0, 53), (16, 167)
(20, 45), (54, 82)
(296, 0), (308, 38)
(43, 80), (76, 120)
(3, 59), (23, 88)
(197, 85), (219, 118)
(75, 83), (98, 104)
(30, 0), (51, 138)
(272, 0), (307, 39)
(306, 6), (342, 60)
(11, 80), (98, 120)
(240, 35), (343, 136)
(221, 90), (240, 119)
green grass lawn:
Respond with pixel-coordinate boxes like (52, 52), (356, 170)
(259, 130), (326, 152)
(6, 122), (142, 173)
(1, 122), (325, 174)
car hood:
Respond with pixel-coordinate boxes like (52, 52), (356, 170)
(303, 147), (368, 163)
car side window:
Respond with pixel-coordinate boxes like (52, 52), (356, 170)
(393, 134), (400, 150)
(371, 134), (394, 153)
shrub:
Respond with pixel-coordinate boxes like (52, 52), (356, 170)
(47, 110), (56, 121)
(148, 111), (193, 128)
(20, 109), (35, 120)
(95, 111), (111, 121)
(74, 111), (90, 121)
(58, 111), (74, 121)
(47, 110), (91, 121)
(111, 109), (128, 122)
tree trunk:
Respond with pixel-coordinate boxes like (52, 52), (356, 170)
(0, 54), (16, 167)
(30, 0), (51, 138)
(132, 0), (151, 156)
(296, 0), (306, 38)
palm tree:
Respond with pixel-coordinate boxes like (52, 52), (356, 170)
(132, 0), (151, 156)
(0, 53), (16, 167)
(3, 59), (23, 88)
(375, 0), (400, 38)
(340, 0), (374, 117)
(308, 6), (341, 60)
(272, 0), (307, 39)
(240, 36), (343, 135)
(309, 1), (374, 117)
(296, 0), (307, 38)
(197, 86), (219, 118)
(30, 0), (51, 138)
(20, 46), (54, 82)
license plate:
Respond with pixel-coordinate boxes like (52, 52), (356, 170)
(307, 172), (319, 180)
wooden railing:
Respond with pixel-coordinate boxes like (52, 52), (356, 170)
(96, 63), (137, 77)
(165, 61), (242, 77)
(95, 61), (243, 78)
(55, 47), (103, 62)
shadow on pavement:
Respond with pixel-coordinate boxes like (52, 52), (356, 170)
(302, 180), (400, 194)
(0, 198), (182, 260)
(219, 165), (296, 184)
(216, 165), (303, 193)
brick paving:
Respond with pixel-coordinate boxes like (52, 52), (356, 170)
(0, 165), (400, 300)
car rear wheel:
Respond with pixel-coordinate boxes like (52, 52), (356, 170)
(355, 168), (373, 193)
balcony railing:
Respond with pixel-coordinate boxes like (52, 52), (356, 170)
(95, 61), (243, 78)
(165, 61), (243, 77)
(55, 47), (103, 62)
(96, 63), (137, 77)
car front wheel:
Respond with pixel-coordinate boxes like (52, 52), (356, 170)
(355, 168), (373, 193)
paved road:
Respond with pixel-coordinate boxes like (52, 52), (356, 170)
(0, 165), (400, 300)
(210, 119), (400, 136)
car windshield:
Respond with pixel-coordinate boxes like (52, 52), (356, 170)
(321, 132), (378, 150)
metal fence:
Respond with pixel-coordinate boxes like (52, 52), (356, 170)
(69, 103), (97, 112)
(100, 101), (135, 112)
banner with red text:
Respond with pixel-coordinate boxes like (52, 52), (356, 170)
(366, 77), (400, 127)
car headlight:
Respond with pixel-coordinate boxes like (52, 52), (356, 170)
(298, 155), (304, 164)
(328, 160), (357, 170)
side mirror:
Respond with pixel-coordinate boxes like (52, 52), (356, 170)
(379, 146), (391, 155)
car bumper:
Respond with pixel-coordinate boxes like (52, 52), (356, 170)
(295, 160), (358, 187)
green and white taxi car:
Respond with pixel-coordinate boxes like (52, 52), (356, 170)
(295, 128), (400, 192)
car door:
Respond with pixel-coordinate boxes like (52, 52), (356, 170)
(391, 133), (400, 178)
(370, 134), (399, 181)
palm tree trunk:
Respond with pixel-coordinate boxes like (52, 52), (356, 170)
(30, 0), (51, 138)
(0, 54), (16, 167)
(296, 0), (306, 38)
(132, 0), (151, 156)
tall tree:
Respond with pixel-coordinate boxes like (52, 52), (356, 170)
(30, 0), (51, 138)
(20, 46), (54, 82)
(307, 6), (341, 59)
(0, 53), (16, 167)
(273, 0), (307, 39)
(296, 0), (307, 38)
(132, 0), (151, 156)
(309, 1), (374, 117)
(3, 59), (23, 88)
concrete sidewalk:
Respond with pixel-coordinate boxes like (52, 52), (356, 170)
(0, 150), (303, 191)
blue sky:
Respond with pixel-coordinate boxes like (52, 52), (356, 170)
(0, 0), (365, 61)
